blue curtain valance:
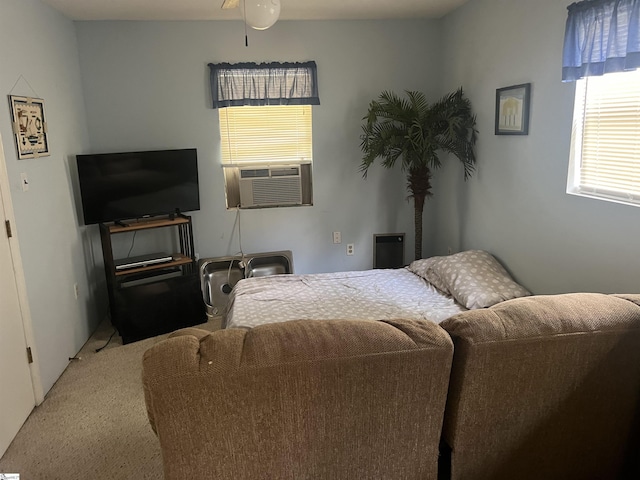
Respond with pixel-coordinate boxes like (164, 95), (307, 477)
(208, 61), (320, 109)
(562, 0), (640, 81)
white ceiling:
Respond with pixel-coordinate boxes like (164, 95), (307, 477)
(39, 0), (470, 22)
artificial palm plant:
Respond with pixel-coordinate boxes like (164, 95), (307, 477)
(360, 88), (477, 260)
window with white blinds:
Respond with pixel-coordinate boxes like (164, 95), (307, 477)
(219, 104), (314, 209)
(219, 105), (312, 166)
(567, 69), (640, 206)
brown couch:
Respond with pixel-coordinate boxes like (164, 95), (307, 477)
(439, 293), (640, 480)
(143, 293), (640, 480)
(143, 318), (454, 480)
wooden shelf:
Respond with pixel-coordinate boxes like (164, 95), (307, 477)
(107, 215), (190, 234)
(114, 254), (192, 276)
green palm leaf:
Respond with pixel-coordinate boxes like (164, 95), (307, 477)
(360, 88), (478, 259)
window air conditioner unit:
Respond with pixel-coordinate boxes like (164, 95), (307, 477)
(238, 166), (303, 208)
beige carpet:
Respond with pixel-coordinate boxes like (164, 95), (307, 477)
(0, 317), (221, 480)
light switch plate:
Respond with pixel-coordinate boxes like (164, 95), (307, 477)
(20, 172), (29, 191)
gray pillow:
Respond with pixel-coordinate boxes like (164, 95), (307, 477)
(407, 257), (449, 293)
(410, 250), (530, 309)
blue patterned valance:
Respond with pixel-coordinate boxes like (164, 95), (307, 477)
(208, 61), (320, 109)
(562, 0), (640, 81)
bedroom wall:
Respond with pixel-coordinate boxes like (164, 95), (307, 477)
(74, 20), (442, 287)
(0, 0), (94, 394)
(432, 0), (640, 294)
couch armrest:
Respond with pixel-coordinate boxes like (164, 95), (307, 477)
(169, 327), (214, 341)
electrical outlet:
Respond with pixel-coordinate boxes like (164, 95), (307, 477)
(73, 283), (79, 299)
(333, 231), (341, 244)
(346, 243), (354, 256)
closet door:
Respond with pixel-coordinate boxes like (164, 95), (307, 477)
(0, 134), (36, 458)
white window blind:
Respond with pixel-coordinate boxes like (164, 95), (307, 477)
(220, 105), (312, 166)
(568, 69), (640, 206)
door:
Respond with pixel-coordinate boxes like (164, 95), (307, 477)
(0, 134), (36, 458)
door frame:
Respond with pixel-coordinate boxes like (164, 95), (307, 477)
(0, 132), (44, 405)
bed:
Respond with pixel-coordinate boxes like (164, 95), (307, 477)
(224, 250), (531, 330)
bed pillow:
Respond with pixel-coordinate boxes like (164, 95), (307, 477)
(407, 257), (450, 293)
(410, 250), (530, 309)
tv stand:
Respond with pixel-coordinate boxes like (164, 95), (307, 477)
(168, 211), (188, 221)
(99, 214), (205, 343)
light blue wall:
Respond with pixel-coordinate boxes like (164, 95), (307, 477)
(74, 20), (442, 283)
(0, 0), (94, 393)
(435, 0), (640, 294)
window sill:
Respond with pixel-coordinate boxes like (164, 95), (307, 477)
(566, 189), (640, 209)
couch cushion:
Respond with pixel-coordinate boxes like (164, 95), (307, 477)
(442, 292), (640, 341)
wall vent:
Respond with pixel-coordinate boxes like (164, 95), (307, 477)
(373, 233), (405, 269)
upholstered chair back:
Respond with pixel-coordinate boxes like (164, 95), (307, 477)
(143, 318), (454, 480)
(440, 293), (640, 480)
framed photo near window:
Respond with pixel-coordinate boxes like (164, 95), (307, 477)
(495, 83), (531, 135)
(8, 95), (50, 159)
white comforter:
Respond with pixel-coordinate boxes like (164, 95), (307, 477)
(224, 268), (466, 329)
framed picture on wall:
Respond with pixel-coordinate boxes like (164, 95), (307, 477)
(495, 83), (531, 135)
(8, 95), (50, 159)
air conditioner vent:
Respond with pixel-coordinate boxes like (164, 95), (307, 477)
(240, 168), (270, 179)
(239, 166), (302, 208)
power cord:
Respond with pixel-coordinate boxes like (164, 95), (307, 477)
(95, 329), (117, 353)
(236, 204), (246, 268)
(227, 205), (247, 282)
(126, 231), (137, 257)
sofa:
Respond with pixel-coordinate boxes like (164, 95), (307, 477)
(142, 293), (640, 480)
(143, 317), (454, 479)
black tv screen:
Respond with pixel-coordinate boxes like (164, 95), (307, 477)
(76, 148), (200, 225)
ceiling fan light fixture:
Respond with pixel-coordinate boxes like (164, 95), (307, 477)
(243, 0), (281, 30)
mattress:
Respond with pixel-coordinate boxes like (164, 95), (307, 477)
(224, 267), (466, 329)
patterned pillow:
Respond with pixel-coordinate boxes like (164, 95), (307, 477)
(410, 250), (530, 309)
(407, 257), (450, 293)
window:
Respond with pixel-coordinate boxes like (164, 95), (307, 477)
(562, 0), (640, 206)
(567, 69), (640, 206)
(220, 105), (312, 166)
(220, 104), (313, 208)
(208, 61), (319, 209)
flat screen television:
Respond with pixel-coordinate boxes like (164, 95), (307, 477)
(76, 148), (200, 225)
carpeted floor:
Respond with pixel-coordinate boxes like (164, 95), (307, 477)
(0, 317), (221, 480)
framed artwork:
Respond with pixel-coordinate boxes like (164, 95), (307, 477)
(495, 83), (531, 135)
(8, 95), (50, 159)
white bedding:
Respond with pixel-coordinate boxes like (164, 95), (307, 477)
(224, 267), (467, 329)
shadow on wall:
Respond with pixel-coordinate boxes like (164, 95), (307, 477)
(65, 154), (108, 327)
(456, 165), (470, 253)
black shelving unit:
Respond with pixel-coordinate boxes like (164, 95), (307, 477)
(99, 214), (205, 344)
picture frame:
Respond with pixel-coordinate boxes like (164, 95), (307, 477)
(8, 95), (50, 159)
(495, 83), (531, 135)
